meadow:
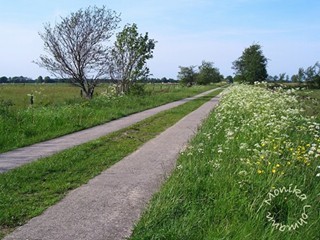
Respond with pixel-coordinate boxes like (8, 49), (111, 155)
(130, 84), (320, 239)
(0, 83), (223, 153)
(296, 89), (320, 119)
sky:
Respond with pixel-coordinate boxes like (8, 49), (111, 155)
(0, 0), (319, 79)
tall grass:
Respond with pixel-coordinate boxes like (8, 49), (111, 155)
(296, 89), (320, 119)
(0, 84), (219, 153)
(0, 83), (85, 109)
(130, 84), (320, 240)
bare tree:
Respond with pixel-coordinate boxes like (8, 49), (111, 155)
(108, 23), (156, 93)
(35, 6), (120, 99)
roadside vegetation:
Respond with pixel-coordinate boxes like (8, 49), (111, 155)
(296, 89), (320, 119)
(0, 88), (224, 239)
(130, 84), (320, 240)
(0, 84), (224, 153)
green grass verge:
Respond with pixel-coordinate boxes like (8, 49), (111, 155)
(130, 85), (320, 240)
(0, 88), (224, 239)
(296, 89), (320, 120)
(0, 84), (220, 153)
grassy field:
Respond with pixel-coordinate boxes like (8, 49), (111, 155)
(0, 83), (85, 109)
(0, 88), (224, 239)
(0, 83), (190, 109)
(130, 84), (320, 240)
(0, 83), (224, 153)
(296, 89), (320, 119)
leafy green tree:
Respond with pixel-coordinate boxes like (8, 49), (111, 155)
(304, 62), (320, 88)
(108, 23), (156, 93)
(177, 66), (197, 86)
(0, 76), (8, 83)
(291, 62), (319, 88)
(291, 74), (299, 82)
(35, 6), (120, 99)
(196, 61), (222, 85)
(36, 76), (43, 83)
(226, 75), (233, 84)
(232, 44), (268, 84)
(278, 73), (286, 82)
(297, 68), (305, 82)
(44, 76), (51, 83)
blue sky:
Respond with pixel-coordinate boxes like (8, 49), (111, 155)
(0, 0), (319, 79)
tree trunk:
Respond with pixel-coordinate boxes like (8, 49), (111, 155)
(82, 86), (94, 99)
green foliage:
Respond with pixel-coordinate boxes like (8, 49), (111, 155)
(0, 76), (8, 83)
(233, 43), (268, 84)
(0, 100), (14, 119)
(35, 76), (43, 84)
(177, 66), (198, 86)
(226, 75), (234, 83)
(196, 61), (223, 85)
(296, 89), (320, 120)
(128, 83), (146, 96)
(178, 61), (223, 86)
(291, 62), (320, 89)
(109, 23), (156, 93)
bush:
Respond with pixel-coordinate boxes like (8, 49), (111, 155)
(128, 84), (146, 96)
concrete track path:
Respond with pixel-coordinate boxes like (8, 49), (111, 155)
(0, 88), (221, 173)
(4, 95), (220, 240)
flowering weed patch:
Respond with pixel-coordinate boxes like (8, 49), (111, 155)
(131, 84), (320, 240)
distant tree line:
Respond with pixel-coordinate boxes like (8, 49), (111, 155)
(231, 43), (320, 89)
(0, 76), (33, 83)
(0, 76), (177, 84)
(177, 61), (224, 86)
(264, 62), (320, 88)
(0, 76), (52, 83)
(289, 62), (320, 88)
(0, 76), (66, 84)
(251, 62), (320, 89)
